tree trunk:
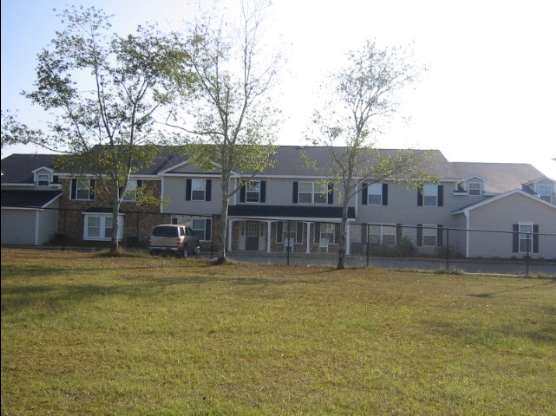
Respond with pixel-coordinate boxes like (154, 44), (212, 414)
(337, 206), (348, 269)
(217, 178), (230, 264)
(110, 193), (121, 254)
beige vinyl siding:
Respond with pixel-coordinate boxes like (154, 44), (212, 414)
(37, 202), (59, 244)
(162, 176), (222, 215)
(467, 193), (556, 258)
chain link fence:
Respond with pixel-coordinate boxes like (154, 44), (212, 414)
(229, 220), (556, 277)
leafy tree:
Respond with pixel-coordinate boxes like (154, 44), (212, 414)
(167, 0), (282, 263)
(14, 6), (192, 252)
(307, 40), (437, 269)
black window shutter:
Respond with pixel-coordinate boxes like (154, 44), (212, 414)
(205, 219), (212, 241)
(89, 179), (95, 200)
(205, 180), (212, 201)
(437, 225), (443, 247)
(438, 185), (444, 207)
(328, 183), (334, 204)
(240, 183), (246, 202)
(260, 181), (266, 203)
(71, 179), (77, 200)
(297, 222), (303, 243)
(314, 222), (320, 243)
(417, 189), (423, 206)
(417, 224), (423, 246)
(362, 183), (368, 205)
(277, 222), (283, 242)
(186, 179), (192, 201)
(382, 184), (388, 206)
(292, 182), (298, 203)
(137, 180), (143, 188)
(512, 224), (519, 253)
(533, 224), (539, 253)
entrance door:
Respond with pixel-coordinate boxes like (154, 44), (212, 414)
(246, 222), (259, 250)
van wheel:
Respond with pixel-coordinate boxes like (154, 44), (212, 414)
(182, 246), (189, 258)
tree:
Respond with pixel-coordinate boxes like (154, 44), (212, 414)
(167, 0), (282, 263)
(17, 6), (192, 252)
(308, 40), (437, 269)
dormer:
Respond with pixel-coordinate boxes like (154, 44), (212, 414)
(32, 167), (58, 187)
(454, 175), (485, 196)
(523, 177), (555, 203)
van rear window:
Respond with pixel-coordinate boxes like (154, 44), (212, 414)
(151, 226), (178, 237)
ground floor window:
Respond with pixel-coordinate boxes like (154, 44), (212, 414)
(369, 224), (397, 245)
(83, 213), (124, 241)
(171, 216), (212, 241)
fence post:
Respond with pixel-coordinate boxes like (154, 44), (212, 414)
(286, 220), (291, 266)
(526, 232), (530, 277)
(446, 228), (450, 271)
(366, 223), (370, 267)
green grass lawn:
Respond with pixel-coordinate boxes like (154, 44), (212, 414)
(1, 248), (555, 415)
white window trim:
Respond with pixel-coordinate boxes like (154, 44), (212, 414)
(246, 181), (261, 203)
(518, 222), (534, 253)
(368, 183), (383, 205)
(467, 181), (482, 196)
(191, 179), (206, 201)
(73, 178), (94, 201)
(299, 181), (327, 204)
(83, 213), (124, 241)
(423, 184), (438, 207)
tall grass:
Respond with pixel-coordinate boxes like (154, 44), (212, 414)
(1, 248), (555, 415)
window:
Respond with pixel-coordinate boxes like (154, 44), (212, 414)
(277, 221), (303, 244)
(423, 184), (438, 206)
(192, 179), (206, 200)
(537, 184), (553, 203)
(37, 173), (50, 186)
(246, 181), (261, 202)
(71, 178), (95, 200)
(368, 225), (396, 245)
(418, 184), (443, 207)
(298, 182), (328, 204)
(186, 179), (212, 201)
(368, 183), (383, 205)
(468, 182), (482, 196)
(171, 216), (212, 241)
(123, 180), (142, 202)
(422, 225), (437, 246)
(83, 214), (123, 241)
(320, 223), (335, 244)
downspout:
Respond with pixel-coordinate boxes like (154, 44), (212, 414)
(34, 210), (40, 245)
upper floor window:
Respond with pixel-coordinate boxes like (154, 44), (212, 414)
(418, 184), (443, 207)
(70, 178), (95, 200)
(37, 173), (50, 186)
(123, 180), (143, 202)
(186, 179), (212, 201)
(537, 184), (553, 203)
(468, 182), (482, 196)
(239, 180), (267, 203)
(294, 181), (331, 204)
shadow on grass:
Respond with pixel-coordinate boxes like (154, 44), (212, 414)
(468, 278), (556, 299)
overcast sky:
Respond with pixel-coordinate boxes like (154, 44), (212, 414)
(2, 0), (555, 178)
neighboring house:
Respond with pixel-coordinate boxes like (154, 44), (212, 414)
(2, 147), (555, 259)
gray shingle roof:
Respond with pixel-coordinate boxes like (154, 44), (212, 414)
(452, 162), (546, 194)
